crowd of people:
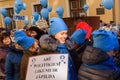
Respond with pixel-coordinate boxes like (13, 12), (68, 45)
(0, 17), (120, 80)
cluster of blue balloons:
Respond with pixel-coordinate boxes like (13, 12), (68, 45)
(31, 0), (53, 25)
(101, 0), (114, 10)
(14, 0), (27, 14)
(0, 8), (12, 25)
(39, 0), (53, 20)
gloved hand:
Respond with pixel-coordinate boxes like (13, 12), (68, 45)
(56, 44), (69, 53)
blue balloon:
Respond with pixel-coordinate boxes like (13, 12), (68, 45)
(39, 0), (48, 7)
(23, 3), (27, 10)
(4, 17), (12, 25)
(38, 15), (41, 21)
(24, 20), (29, 26)
(15, 0), (23, 11)
(83, 4), (89, 11)
(14, 7), (20, 14)
(32, 20), (36, 25)
(56, 6), (64, 18)
(102, 0), (114, 10)
(47, 6), (52, 12)
(1, 8), (7, 17)
(33, 12), (40, 21)
(40, 8), (49, 19)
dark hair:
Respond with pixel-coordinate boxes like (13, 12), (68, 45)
(0, 32), (11, 43)
(28, 26), (45, 40)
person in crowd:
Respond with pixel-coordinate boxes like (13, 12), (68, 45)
(5, 43), (23, 80)
(26, 26), (45, 40)
(100, 20), (104, 27)
(70, 29), (87, 71)
(14, 30), (39, 80)
(10, 30), (16, 44)
(0, 32), (14, 80)
(78, 30), (120, 80)
(40, 17), (77, 80)
(75, 20), (92, 40)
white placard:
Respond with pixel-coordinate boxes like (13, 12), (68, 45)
(26, 54), (68, 80)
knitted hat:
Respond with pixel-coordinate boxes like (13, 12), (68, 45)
(92, 30), (114, 52)
(71, 29), (87, 45)
(48, 17), (68, 35)
(108, 31), (119, 50)
(14, 30), (35, 50)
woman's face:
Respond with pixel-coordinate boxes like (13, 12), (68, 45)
(29, 40), (39, 52)
(30, 31), (37, 37)
(26, 30), (37, 38)
(54, 30), (68, 43)
(3, 37), (11, 46)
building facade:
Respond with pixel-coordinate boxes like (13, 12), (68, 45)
(0, 0), (120, 29)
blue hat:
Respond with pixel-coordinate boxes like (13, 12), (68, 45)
(14, 30), (36, 50)
(108, 31), (119, 50)
(92, 30), (114, 52)
(48, 17), (68, 35)
(71, 29), (87, 45)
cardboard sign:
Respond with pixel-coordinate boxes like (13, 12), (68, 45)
(13, 15), (27, 20)
(26, 54), (68, 80)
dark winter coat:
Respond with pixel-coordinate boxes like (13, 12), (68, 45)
(20, 47), (57, 80)
(78, 46), (120, 80)
(20, 50), (38, 80)
(0, 45), (14, 79)
(5, 50), (23, 80)
(39, 34), (78, 80)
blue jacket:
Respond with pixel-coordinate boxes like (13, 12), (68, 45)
(5, 50), (23, 80)
(57, 44), (77, 80)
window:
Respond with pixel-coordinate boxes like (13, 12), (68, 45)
(79, 0), (86, 8)
(33, 4), (43, 14)
(69, 0), (86, 17)
(96, 8), (105, 15)
(71, 1), (78, 9)
(4, 8), (16, 30)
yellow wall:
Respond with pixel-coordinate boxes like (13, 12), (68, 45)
(1, 0), (119, 28)
(0, 0), (69, 29)
(48, 0), (70, 18)
(87, 0), (113, 23)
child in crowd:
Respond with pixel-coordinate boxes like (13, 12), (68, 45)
(5, 43), (23, 80)
(0, 32), (13, 80)
(26, 26), (45, 40)
(14, 30), (39, 80)
(70, 29), (87, 71)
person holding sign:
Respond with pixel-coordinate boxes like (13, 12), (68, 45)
(40, 17), (78, 80)
(14, 30), (40, 80)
